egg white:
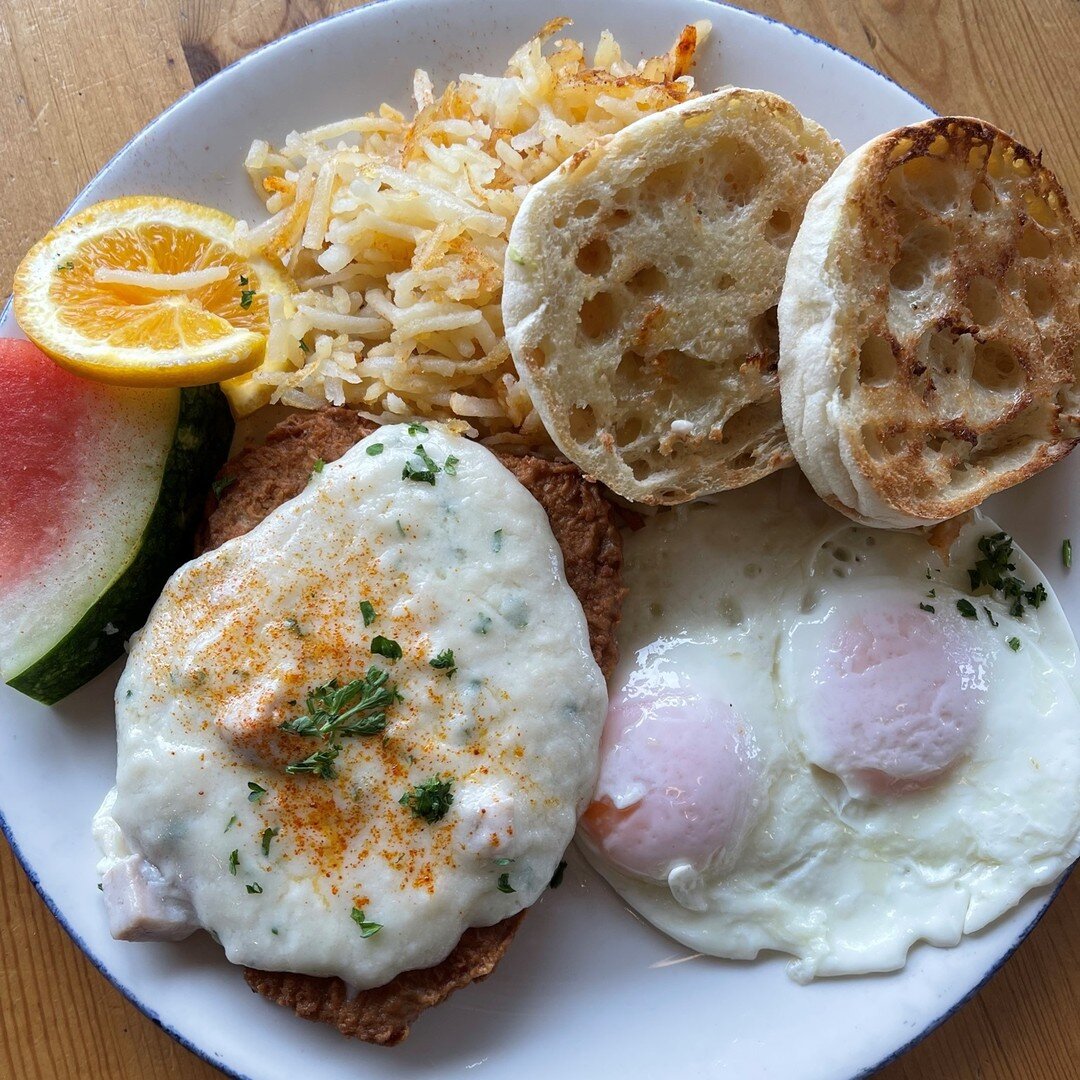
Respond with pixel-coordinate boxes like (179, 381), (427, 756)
(578, 473), (1080, 981)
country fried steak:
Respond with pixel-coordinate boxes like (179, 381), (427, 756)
(197, 406), (623, 1045)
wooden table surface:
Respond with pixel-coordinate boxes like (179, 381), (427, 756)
(2, 1), (1079, 1076)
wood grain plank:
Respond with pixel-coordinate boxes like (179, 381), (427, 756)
(1, 2), (1078, 1078)
(0, 0), (193, 305)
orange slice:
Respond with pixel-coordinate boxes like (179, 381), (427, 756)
(13, 196), (293, 388)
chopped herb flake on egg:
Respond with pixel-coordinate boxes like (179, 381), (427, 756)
(360, 601), (377, 626)
(492, 529), (503, 553)
(224, 815), (238, 833)
(247, 782), (267, 803)
(246, 882), (263, 894)
(407, 422), (429, 436)
(371, 635), (403, 660)
(966, 533), (1049, 618)
(228, 849), (239, 875)
(984, 607), (999, 628)
(261, 827), (279, 857)
(1008, 636), (1022, 651)
(429, 649), (456, 676)
(956, 599), (978, 619)
(400, 776), (454, 824)
(366, 443), (384, 456)
(284, 617), (305, 637)
(474, 614), (492, 635)
(497, 873), (515, 894)
(1065, 539), (1073, 569)
(311, 458), (325, 476)
(444, 454), (459, 476)
(240, 289), (256, 309)
(350, 908), (383, 937)
(918, 602), (935, 614)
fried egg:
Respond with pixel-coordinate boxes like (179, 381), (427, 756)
(94, 424), (607, 989)
(578, 472), (1080, 980)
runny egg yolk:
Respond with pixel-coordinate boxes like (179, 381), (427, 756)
(581, 693), (760, 884)
(799, 606), (985, 797)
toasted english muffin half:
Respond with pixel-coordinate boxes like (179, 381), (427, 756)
(779, 117), (1080, 529)
(503, 88), (844, 505)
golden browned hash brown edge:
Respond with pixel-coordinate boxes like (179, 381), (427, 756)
(846, 117), (1080, 522)
(197, 406), (624, 1044)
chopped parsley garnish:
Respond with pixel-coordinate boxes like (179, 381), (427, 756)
(366, 443), (384, 456)
(429, 649), (456, 676)
(261, 827), (279, 858)
(240, 288), (256, 309)
(1065, 539), (1073, 569)
(212, 475), (236, 499)
(926, 588), (936, 598)
(311, 458), (325, 475)
(966, 533), (1048, 618)
(407, 422), (429, 436)
(497, 873), (515, 894)
(494, 857), (514, 867)
(399, 776), (454, 824)
(443, 454), (459, 476)
(1027, 582), (1048, 609)
(285, 744), (342, 780)
(549, 860), (567, 889)
(1008, 636), (1022, 652)
(298, 338), (310, 353)
(246, 882), (263, 894)
(919, 602), (935, 613)
(228, 849), (239, 875)
(58, 260), (74, 271)
(492, 529), (503, 553)
(507, 246), (525, 265)
(224, 815), (238, 833)
(239, 274), (249, 286)
(284, 617), (305, 638)
(350, 907), (382, 937)
(396, 519), (406, 537)
(474, 614), (492, 635)
(956, 599), (978, 619)
(360, 601), (377, 627)
(402, 443), (440, 485)
(371, 635), (402, 660)
(247, 781), (267, 803)
(983, 606), (999, 628)
(281, 669), (399, 741)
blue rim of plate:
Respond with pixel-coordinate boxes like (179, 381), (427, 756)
(1, 4), (1056, 1079)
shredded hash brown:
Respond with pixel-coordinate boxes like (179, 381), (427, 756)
(227, 19), (710, 448)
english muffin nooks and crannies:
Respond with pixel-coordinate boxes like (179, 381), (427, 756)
(779, 117), (1080, 529)
(94, 422), (612, 1041)
(503, 88), (844, 505)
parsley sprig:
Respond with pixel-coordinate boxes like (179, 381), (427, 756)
(399, 775), (454, 824)
(281, 669), (400, 740)
(281, 670), (401, 780)
(429, 649), (456, 676)
(967, 533), (1048, 618)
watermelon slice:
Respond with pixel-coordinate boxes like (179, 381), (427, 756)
(0, 338), (233, 704)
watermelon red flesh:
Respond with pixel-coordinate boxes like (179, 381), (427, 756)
(0, 338), (234, 704)
(1, 340), (117, 584)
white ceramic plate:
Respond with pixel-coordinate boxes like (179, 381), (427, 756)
(3, 2), (1077, 1077)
